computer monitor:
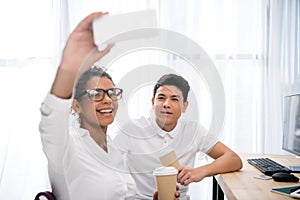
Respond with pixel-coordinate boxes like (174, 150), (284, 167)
(283, 94), (300, 156)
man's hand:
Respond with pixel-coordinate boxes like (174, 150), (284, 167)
(177, 166), (205, 186)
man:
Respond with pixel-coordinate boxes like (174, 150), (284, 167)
(113, 74), (242, 199)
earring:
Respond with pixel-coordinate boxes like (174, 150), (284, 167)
(70, 107), (76, 115)
(70, 107), (81, 127)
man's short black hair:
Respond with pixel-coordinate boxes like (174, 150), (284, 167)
(153, 74), (190, 102)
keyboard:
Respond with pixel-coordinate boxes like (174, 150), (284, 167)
(247, 158), (292, 176)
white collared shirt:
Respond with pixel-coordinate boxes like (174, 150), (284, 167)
(40, 93), (137, 200)
(113, 113), (218, 200)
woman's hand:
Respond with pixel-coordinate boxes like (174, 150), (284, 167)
(51, 12), (113, 99)
(60, 12), (112, 73)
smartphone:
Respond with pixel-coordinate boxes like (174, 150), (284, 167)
(254, 174), (272, 180)
(93, 10), (157, 49)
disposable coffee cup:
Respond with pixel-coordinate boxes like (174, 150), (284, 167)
(153, 166), (178, 200)
(159, 150), (180, 168)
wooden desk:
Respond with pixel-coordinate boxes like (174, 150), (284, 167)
(213, 154), (300, 200)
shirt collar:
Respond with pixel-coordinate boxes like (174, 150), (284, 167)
(150, 110), (182, 139)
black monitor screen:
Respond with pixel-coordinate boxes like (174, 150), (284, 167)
(283, 94), (300, 156)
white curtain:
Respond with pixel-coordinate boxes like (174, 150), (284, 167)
(0, 0), (56, 199)
(262, 0), (300, 154)
(0, 0), (298, 199)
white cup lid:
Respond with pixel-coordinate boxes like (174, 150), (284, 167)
(153, 166), (178, 176)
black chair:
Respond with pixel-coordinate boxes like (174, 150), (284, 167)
(34, 191), (56, 200)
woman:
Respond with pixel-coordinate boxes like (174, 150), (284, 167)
(39, 12), (179, 200)
(39, 12), (136, 200)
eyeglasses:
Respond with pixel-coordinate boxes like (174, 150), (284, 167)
(79, 88), (123, 102)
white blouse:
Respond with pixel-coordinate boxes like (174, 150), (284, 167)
(40, 93), (136, 200)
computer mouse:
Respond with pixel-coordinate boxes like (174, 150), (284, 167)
(272, 172), (299, 182)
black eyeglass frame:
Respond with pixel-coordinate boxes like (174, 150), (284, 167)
(78, 88), (123, 102)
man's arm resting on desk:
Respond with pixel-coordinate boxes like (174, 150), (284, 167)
(177, 142), (243, 186)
